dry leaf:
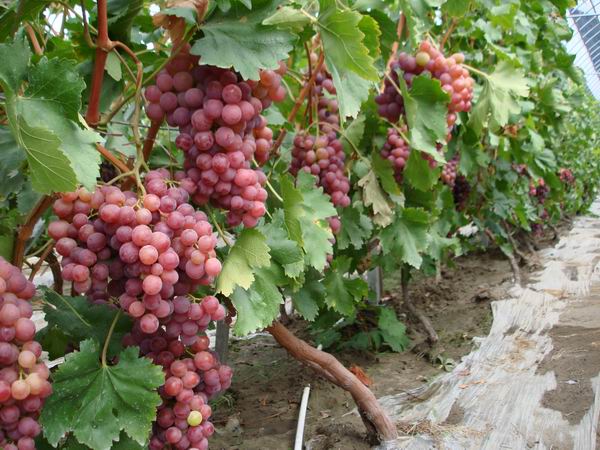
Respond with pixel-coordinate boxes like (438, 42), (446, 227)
(153, 0), (209, 46)
(349, 365), (373, 387)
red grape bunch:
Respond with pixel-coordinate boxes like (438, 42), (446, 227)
(144, 45), (287, 228)
(0, 259), (52, 450)
(529, 179), (549, 204)
(290, 56), (351, 221)
(123, 297), (231, 450)
(559, 168), (575, 185)
(49, 169), (223, 342)
(380, 127), (410, 183)
(452, 175), (471, 209)
(441, 155), (460, 188)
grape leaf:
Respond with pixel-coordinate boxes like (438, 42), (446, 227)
(329, 56), (374, 120)
(105, 52), (122, 82)
(0, 126), (26, 198)
(442, 0), (472, 17)
(37, 290), (133, 360)
(25, 57), (86, 121)
(0, 32), (30, 92)
(380, 207), (430, 268)
(404, 149), (439, 191)
(364, 10), (396, 63)
(280, 174), (305, 247)
(229, 266), (284, 335)
(378, 307), (410, 352)
(262, 6), (311, 31)
(259, 211), (304, 278)
(469, 61), (530, 134)
(40, 339), (164, 450)
(337, 206), (373, 250)
(372, 152), (402, 197)
(191, 0), (295, 80)
(216, 228), (271, 296)
(292, 276), (325, 321)
(358, 169), (394, 227)
(340, 114), (365, 155)
(318, 3), (378, 81)
(399, 76), (449, 163)
(323, 257), (368, 316)
(358, 15), (381, 59)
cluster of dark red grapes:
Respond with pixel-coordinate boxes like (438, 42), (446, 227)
(441, 155), (459, 188)
(144, 45), (286, 228)
(513, 163), (528, 177)
(0, 259), (51, 450)
(529, 179), (549, 204)
(376, 41), (474, 180)
(290, 55), (351, 237)
(559, 168), (575, 185)
(123, 297), (231, 450)
(380, 127), (410, 183)
(452, 175), (471, 209)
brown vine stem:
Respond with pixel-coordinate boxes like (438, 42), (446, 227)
(440, 18), (458, 49)
(24, 23), (43, 55)
(267, 321), (398, 444)
(381, 14), (405, 91)
(96, 143), (130, 174)
(143, 120), (163, 161)
(28, 243), (54, 281)
(271, 51), (325, 157)
(45, 251), (63, 294)
(85, 0), (110, 126)
(12, 195), (54, 269)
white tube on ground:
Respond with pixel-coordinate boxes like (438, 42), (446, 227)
(294, 385), (311, 450)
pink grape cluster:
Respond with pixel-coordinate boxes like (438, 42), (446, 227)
(144, 46), (286, 228)
(0, 259), (51, 450)
(123, 299), (231, 450)
(290, 58), (351, 213)
(559, 168), (575, 185)
(376, 40), (474, 124)
(441, 155), (459, 188)
(513, 164), (529, 177)
(380, 127), (410, 182)
(452, 175), (470, 209)
(48, 169), (223, 342)
(529, 179), (549, 204)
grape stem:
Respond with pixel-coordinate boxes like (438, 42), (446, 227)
(102, 310), (121, 367)
(207, 208), (233, 247)
(461, 63), (488, 79)
(381, 14), (405, 91)
(96, 143), (130, 174)
(24, 23), (43, 55)
(440, 18), (458, 49)
(28, 242), (54, 281)
(12, 195), (54, 269)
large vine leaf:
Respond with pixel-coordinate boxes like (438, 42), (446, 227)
(36, 290), (133, 360)
(292, 275), (326, 321)
(337, 206), (373, 250)
(469, 61), (530, 134)
(358, 169), (394, 227)
(323, 257), (368, 316)
(191, 0), (296, 80)
(229, 265), (284, 335)
(259, 211), (304, 278)
(216, 228), (271, 296)
(380, 207), (430, 268)
(40, 339), (164, 450)
(399, 75), (449, 162)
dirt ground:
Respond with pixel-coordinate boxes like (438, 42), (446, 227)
(209, 228), (566, 450)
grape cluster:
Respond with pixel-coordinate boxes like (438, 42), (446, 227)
(452, 175), (471, 209)
(0, 259), (51, 450)
(290, 57), (351, 222)
(144, 46), (286, 228)
(441, 155), (459, 188)
(376, 41), (474, 123)
(123, 297), (231, 450)
(559, 168), (575, 185)
(513, 164), (528, 177)
(529, 179), (549, 204)
(49, 170), (222, 340)
(380, 127), (410, 183)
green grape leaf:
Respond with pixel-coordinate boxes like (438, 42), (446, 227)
(229, 266), (284, 335)
(323, 257), (368, 316)
(40, 339), (164, 450)
(292, 276), (325, 321)
(0, 126), (26, 198)
(404, 149), (439, 191)
(380, 207), (430, 268)
(37, 290), (133, 360)
(364, 10), (396, 63)
(262, 6), (311, 30)
(105, 52), (123, 82)
(217, 228), (271, 296)
(469, 61), (530, 134)
(399, 76), (449, 162)
(328, 66), (373, 120)
(259, 211), (304, 278)
(337, 206), (373, 250)
(280, 174), (305, 247)
(340, 114), (365, 155)
(357, 14), (381, 59)
(442, 0), (472, 17)
(0, 32), (30, 92)
(25, 57), (86, 121)
(318, 3), (378, 81)
(358, 169), (394, 227)
(378, 307), (410, 352)
(191, 0), (296, 80)
(372, 152), (402, 197)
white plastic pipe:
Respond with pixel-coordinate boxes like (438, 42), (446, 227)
(294, 385), (311, 450)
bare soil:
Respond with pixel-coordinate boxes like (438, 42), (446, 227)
(209, 229), (566, 450)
